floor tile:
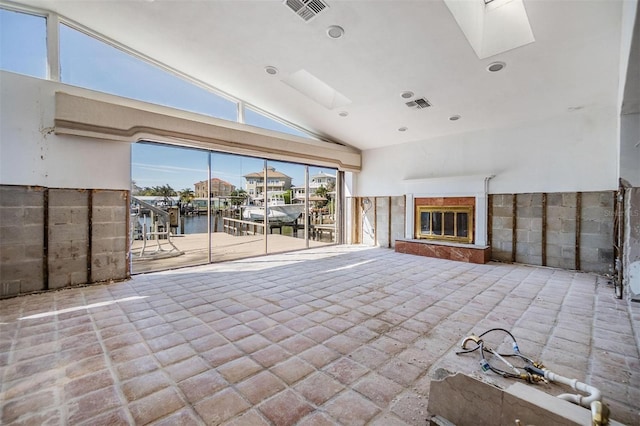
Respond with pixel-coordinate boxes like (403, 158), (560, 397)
(1, 246), (638, 425)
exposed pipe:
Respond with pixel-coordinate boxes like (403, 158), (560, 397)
(546, 370), (602, 407)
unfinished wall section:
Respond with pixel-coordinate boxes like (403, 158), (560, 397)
(0, 186), (46, 296)
(349, 196), (405, 247)
(48, 189), (89, 289)
(0, 184), (129, 298)
(390, 196), (406, 247)
(546, 193), (577, 270)
(515, 193), (543, 266)
(489, 194), (514, 262)
(624, 187), (640, 299)
(489, 191), (614, 274)
(92, 190), (129, 283)
(580, 192), (615, 273)
(375, 197), (390, 247)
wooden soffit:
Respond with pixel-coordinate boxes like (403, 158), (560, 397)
(54, 92), (361, 172)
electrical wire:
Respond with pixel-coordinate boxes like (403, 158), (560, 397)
(456, 328), (545, 382)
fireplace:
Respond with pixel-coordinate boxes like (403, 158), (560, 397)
(415, 205), (473, 243)
(396, 176), (492, 263)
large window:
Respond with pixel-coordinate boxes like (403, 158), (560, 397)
(244, 107), (311, 139)
(1, 7), (317, 139)
(0, 9), (47, 78)
(59, 24), (237, 121)
(131, 143), (339, 271)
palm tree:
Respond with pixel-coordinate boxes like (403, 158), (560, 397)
(179, 188), (195, 204)
(315, 185), (329, 208)
(156, 184), (177, 205)
(229, 189), (249, 206)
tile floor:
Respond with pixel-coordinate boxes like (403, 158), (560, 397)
(1, 245), (638, 425)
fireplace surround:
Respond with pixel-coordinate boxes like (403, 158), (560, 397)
(396, 175), (493, 264)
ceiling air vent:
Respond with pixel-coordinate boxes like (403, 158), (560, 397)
(405, 98), (432, 109)
(284, 0), (329, 22)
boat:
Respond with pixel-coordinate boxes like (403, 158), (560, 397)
(242, 192), (305, 223)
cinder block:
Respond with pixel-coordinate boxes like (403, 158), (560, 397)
(93, 190), (127, 207)
(48, 207), (72, 224)
(546, 192), (562, 206)
(1, 259), (43, 282)
(0, 225), (25, 244)
(0, 245), (25, 262)
(0, 207), (24, 224)
(581, 206), (607, 222)
(492, 229), (512, 242)
(71, 207), (89, 224)
(1, 280), (21, 298)
(49, 189), (89, 208)
(531, 218), (542, 232)
(49, 256), (87, 274)
(561, 219), (577, 233)
(92, 223), (117, 239)
(546, 244), (561, 258)
(49, 224), (88, 241)
(24, 207), (44, 225)
(516, 229), (530, 243)
(492, 206), (513, 218)
(0, 185), (45, 207)
(92, 206), (114, 222)
(546, 217), (562, 232)
(92, 253), (127, 282)
(20, 274), (46, 293)
(580, 233), (612, 249)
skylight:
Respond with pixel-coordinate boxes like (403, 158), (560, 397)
(444, 0), (535, 59)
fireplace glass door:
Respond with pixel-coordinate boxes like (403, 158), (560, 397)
(415, 206), (473, 243)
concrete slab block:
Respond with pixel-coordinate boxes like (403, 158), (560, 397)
(93, 190), (127, 207)
(49, 189), (89, 208)
(1, 280), (21, 297)
(0, 185), (45, 207)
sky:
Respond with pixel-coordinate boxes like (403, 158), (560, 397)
(1, 7), (335, 193)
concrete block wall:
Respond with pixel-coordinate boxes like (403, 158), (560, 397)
(92, 190), (129, 282)
(390, 196), (406, 247)
(0, 186), (45, 296)
(490, 191), (614, 274)
(490, 194), (514, 262)
(375, 197), (390, 247)
(352, 196), (406, 247)
(0, 184), (129, 298)
(580, 192), (615, 273)
(546, 193), (577, 270)
(515, 193), (543, 266)
(48, 189), (89, 289)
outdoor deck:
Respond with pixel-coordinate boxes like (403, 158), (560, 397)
(130, 232), (333, 274)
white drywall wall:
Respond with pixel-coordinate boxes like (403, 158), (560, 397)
(356, 106), (619, 196)
(0, 71), (131, 190)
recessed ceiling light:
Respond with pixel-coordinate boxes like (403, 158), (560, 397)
(327, 25), (344, 39)
(265, 66), (278, 75)
(449, 115), (461, 121)
(338, 111), (349, 117)
(400, 91), (414, 99)
(487, 61), (506, 72)
(398, 127), (408, 132)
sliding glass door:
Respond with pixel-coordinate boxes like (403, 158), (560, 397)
(130, 143), (340, 272)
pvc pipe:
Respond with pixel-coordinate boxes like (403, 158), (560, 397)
(545, 370), (602, 408)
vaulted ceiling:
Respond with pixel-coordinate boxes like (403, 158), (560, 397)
(11, 0), (636, 151)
